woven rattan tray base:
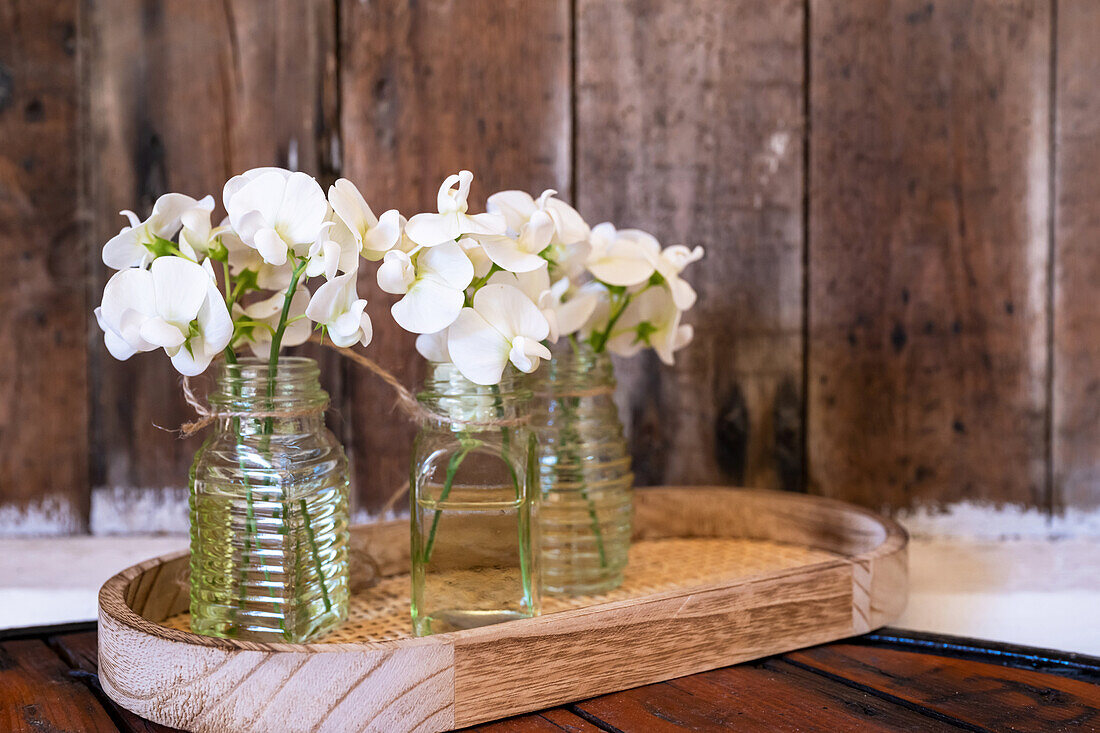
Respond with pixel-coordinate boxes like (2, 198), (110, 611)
(161, 537), (835, 643)
(98, 487), (908, 732)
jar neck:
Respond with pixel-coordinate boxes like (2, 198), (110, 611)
(418, 362), (531, 427)
(536, 342), (617, 396)
(209, 357), (328, 431)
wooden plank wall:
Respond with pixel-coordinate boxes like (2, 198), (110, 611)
(0, 0), (1097, 535)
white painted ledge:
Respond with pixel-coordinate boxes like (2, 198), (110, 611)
(1, 532), (1097, 655)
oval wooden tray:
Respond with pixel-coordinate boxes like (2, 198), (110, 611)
(98, 487), (908, 732)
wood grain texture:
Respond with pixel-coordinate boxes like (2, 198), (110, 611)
(1052, 0), (1100, 511)
(49, 630), (182, 733)
(789, 643), (1100, 731)
(0, 639), (117, 732)
(84, 0), (345, 512)
(808, 0), (1052, 510)
(575, 0), (805, 492)
(0, 0), (88, 534)
(338, 0), (572, 512)
(96, 487), (908, 732)
(573, 657), (950, 732)
(464, 709), (602, 733)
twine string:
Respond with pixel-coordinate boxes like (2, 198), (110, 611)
(177, 336), (530, 437)
(178, 375), (330, 437)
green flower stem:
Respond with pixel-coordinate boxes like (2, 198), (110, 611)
(422, 440), (475, 564)
(257, 256), (332, 638)
(590, 291), (631, 353)
(300, 498), (333, 613)
(221, 347), (287, 636)
(491, 383), (533, 606)
(561, 392), (607, 569)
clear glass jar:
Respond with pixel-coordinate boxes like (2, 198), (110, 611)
(410, 363), (540, 635)
(530, 344), (633, 595)
(189, 357), (349, 642)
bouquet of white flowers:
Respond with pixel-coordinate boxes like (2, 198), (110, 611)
(92, 165), (703, 637)
(380, 170), (704, 383)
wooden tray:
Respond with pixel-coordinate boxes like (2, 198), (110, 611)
(98, 487), (908, 732)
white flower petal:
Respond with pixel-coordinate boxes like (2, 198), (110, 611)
(405, 211), (462, 247)
(278, 172), (329, 244)
(462, 212), (508, 236)
(150, 257), (209, 324)
(392, 277), (465, 334)
(486, 190), (537, 232)
(555, 291), (599, 337)
(102, 227), (148, 270)
(100, 268), (156, 327)
(587, 250), (656, 286)
(417, 240), (474, 290)
(415, 329), (451, 363)
(377, 250), (415, 294)
(223, 167), (290, 208)
(508, 336), (552, 374)
(328, 178), (377, 239)
(544, 197), (590, 245)
(362, 208), (403, 259)
(139, 317), (186, 349)
(254, 228), (289, 266)
(447, 308), (511, 386)
(225, 171), (286, 237)
(471, 283), (550, 342)
(103, 328), (138, 360)
(478, 235), (545, 273)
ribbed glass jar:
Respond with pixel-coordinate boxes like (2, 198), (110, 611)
(530, 345), (633, 595)
(410, 363), (540, 636)
(189, 357), (349, 643)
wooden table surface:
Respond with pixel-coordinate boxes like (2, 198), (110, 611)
(2, 623), (1097, 732)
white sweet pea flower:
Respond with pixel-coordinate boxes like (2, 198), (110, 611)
(577, 281), (613, 339)
(95, 257), (232, 375)
(447, 284), (551, 385)
(404, 170), (506, 247)
(178, 197), (222, 260)
(376, 249), (417, 294)
(305, 271), (373, 348)
(585, 223), (657, 287)
(94, 269), (158, 359)
(102, 193), (213, 269)
(223, 227), (293, 291)
(327, 178), (402, 260)
(555, 239), (592, 282)
(234, 287), (312, 359)
(649, 244), (705, 310)
(487, 189), (590, 247)
(458, 236), (493, 279)
(489, 266), (597, 343)
(415, 329), (451, 363)
(605, 287), (693, 366)
(379, 241), (473, 334)
(471, 209), (554, 273)
(224, 168), (328, 266)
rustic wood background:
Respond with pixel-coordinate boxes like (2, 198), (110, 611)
(1, 0), (1097, 535)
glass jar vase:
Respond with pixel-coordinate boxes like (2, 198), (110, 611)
(410, 363), (540, 635)
(189, 357), (350, 643)
(530, 344), (633, 595)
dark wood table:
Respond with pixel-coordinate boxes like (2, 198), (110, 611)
(2, 623), (1098, 732)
